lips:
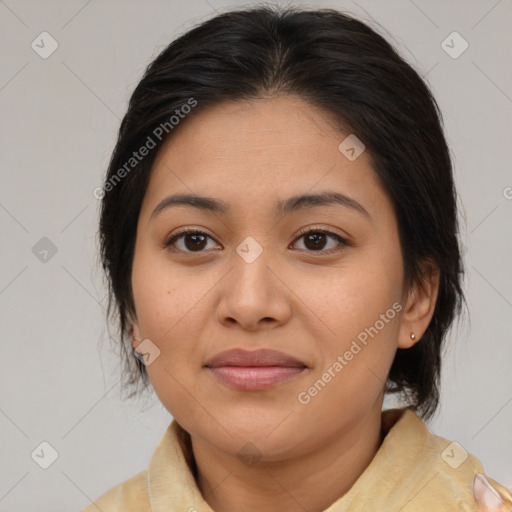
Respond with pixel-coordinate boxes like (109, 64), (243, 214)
(204, 349), (308, 391)
(204, 348), (307, 369)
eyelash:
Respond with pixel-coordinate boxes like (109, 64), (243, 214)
(163, 226), (349, 255)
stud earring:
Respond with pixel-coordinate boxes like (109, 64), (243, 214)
(410, 333), (416, 340)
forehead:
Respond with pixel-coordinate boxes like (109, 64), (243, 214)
(140, 95), (391, 222)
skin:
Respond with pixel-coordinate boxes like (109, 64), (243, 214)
(130, 94), (440, 512)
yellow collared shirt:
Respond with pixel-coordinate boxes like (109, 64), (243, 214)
(81, 407), (511, 511)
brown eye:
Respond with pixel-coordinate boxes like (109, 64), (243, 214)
(304, 232), (328, 250)
(164, 229), (219, 253)
(292, 229), (348, 254)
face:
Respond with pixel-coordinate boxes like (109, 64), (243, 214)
(130, 94), (436, 460)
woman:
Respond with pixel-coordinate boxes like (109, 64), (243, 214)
(83, 5), (511, 511)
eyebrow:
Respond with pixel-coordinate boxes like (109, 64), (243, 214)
(150, 191), (372, 221)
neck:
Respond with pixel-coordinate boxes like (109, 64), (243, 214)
(191, 404), (384, 512)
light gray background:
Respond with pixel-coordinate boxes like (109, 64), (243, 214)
(1, 1), (511, 510)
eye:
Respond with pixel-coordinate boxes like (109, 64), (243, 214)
(291, 227), (348, 254)
(163, 228), (220, 254)
(163, 227), (349, 255)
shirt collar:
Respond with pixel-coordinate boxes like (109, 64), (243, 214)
(145, 407), (485, 511)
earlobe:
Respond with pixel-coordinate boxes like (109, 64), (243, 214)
(398, 330), (420, 350)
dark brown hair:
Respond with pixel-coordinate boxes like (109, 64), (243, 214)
(97, 5), (466, 420)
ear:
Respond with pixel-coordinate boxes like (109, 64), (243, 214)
(129, 311), (142, 350)
(398, 260), (440, 349)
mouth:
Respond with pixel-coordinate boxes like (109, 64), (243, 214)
(204, 348), (308, 391)
(206, 366), (307, 390)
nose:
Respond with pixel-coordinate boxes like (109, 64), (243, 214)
(214, 245), (292, 332)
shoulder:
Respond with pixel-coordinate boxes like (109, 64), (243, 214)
(80, 469), (151, 512)
(414, 416), (511, 507)
(372, 408), (512, 510)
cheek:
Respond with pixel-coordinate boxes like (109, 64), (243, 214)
(132, 247), (201, 337)
(301, 256), (402, 384)
(297, 259), (399, 333)
(131, 246), (223, 387)
(131, 251), (209, 418)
